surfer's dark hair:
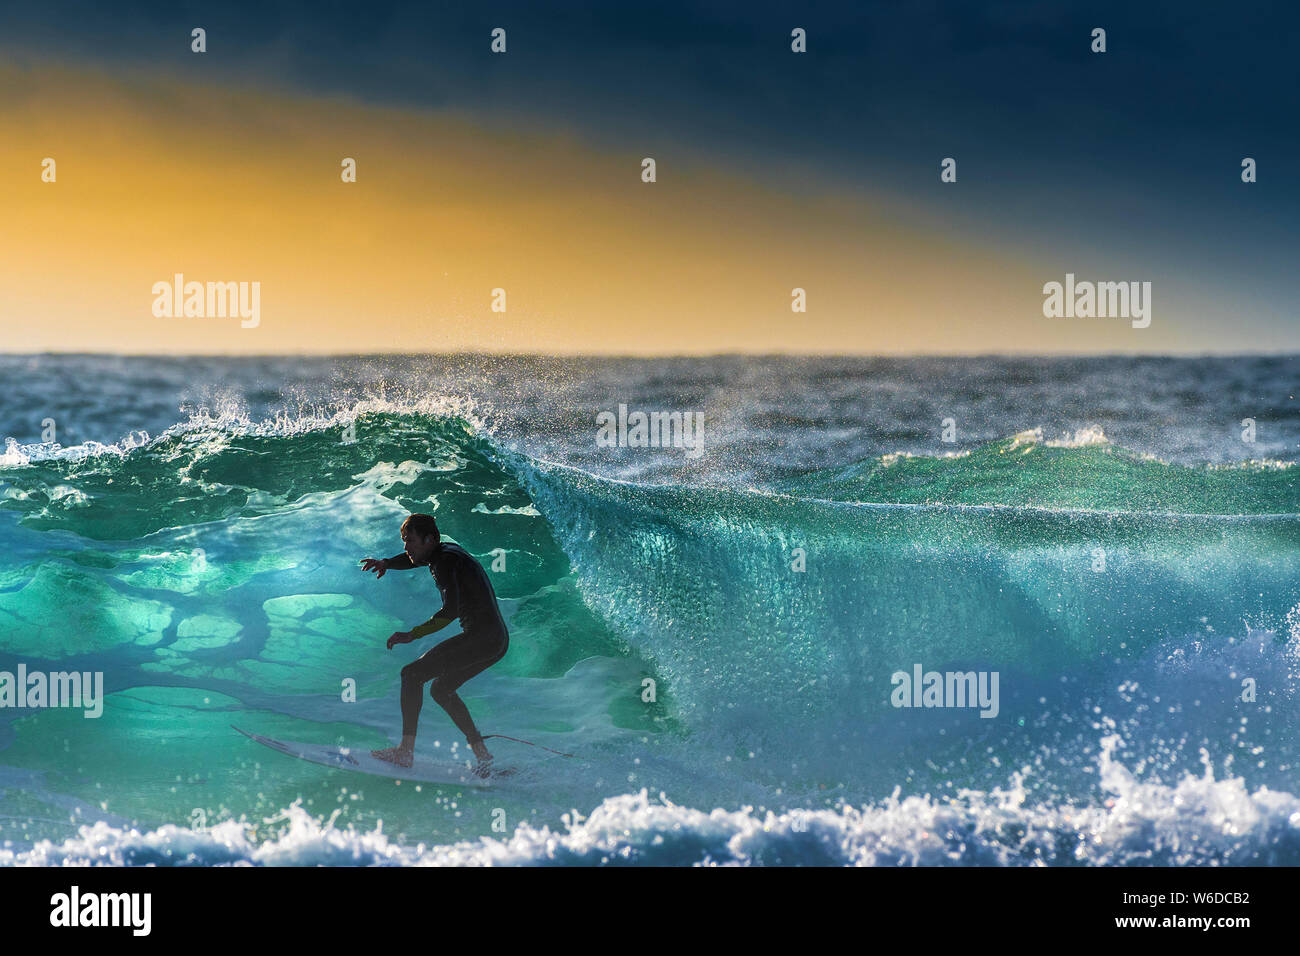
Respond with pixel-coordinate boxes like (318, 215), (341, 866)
(400, 513), (440, 545)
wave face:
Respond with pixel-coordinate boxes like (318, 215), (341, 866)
(0, 355), (1297, 865)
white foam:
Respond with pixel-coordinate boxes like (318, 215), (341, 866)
(5, 738), (1298, 866)
(0, 395), (498, 467)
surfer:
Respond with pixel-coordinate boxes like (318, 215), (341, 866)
(361, 513), (508, 775)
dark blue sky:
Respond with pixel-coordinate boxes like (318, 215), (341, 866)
(7, 2), (1295, 178)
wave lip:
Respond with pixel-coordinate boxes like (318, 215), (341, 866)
(780, 428), (1298, 515)
(0, 396), (497, 468)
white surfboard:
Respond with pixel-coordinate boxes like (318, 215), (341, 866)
(232, 726), (512, 787)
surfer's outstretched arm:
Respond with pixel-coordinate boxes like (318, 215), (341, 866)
(360, 553), (418, 578)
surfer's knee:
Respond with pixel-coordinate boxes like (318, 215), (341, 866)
(400, 662), (424, 686)
(429, 679), (455, 703)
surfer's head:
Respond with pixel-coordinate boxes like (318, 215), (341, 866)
(400, 513), (441, 564)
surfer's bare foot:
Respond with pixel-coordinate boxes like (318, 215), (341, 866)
(469, 738), (494, 776)
(371, 745), (413, 768)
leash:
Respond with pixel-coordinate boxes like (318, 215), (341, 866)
(481, 734), (577, 758)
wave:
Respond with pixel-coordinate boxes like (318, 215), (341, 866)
(1, 406), (1298, 863)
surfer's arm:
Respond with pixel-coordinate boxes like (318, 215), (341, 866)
(361, 553), (415, 578)
(408, 614), (455, 639)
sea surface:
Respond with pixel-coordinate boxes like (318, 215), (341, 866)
(0, 353), (1297, 865)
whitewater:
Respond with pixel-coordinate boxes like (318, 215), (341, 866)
(0, 354), (1296, 866)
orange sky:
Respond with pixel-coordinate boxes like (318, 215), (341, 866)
(0, 63), (1264, 355)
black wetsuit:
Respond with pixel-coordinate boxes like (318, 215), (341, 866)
(386, 542), (508, 741)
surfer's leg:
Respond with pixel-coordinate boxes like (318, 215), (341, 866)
(430, 680), (494, 775)
(428, 633), (508, 766)
(400, 656), (437, 737)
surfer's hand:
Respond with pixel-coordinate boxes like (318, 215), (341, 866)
(361, 557), (388, 578)
(386, 630), (414, 649)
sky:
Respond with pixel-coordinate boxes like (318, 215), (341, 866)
(0, 0), (1295, 355)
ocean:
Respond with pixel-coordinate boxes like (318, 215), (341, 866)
(0, 353), (1297, 865)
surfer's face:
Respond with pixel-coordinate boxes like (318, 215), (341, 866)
(403, 531), (438, 565)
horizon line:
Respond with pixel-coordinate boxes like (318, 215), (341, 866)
(3, 349), (1298, 361)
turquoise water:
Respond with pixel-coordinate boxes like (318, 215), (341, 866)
(1, 356), (1298, 865)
